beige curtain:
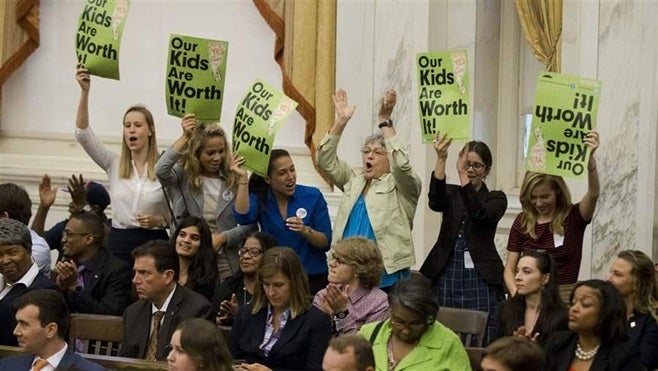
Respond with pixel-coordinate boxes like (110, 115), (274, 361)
(516, 0), (562, 72)
(0, 0), (40, 91)
(253, 0), (336, 171)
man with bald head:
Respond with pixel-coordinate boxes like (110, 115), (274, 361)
(0, 218), (57, 346)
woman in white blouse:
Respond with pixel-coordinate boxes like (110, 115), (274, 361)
(75, 67), (169, 267)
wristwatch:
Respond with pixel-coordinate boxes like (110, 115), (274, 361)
(333, 309), (349, 320)
(378, 119), (393, 129)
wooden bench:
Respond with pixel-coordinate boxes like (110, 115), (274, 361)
(68, 313), (124, 356)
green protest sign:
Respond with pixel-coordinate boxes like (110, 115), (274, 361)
(232, 79), (297, 177)
(75, 0), (130, 80)
(165, 34), (228, 122)
(526, 72), (602, 178)
(416, 50), (470, 142)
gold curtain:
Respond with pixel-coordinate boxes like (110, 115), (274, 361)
(516, 0), (562, 72)
(253, 0), (336, 168)
(0, 0), (40, 90)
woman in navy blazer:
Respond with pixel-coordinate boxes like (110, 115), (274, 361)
(230, 247), (332, 371)
(607, 250), (658, 369)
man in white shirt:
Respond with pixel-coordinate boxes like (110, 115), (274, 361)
(0, 289), (103, 370)
(0, 183), (51, 277)
(0, 218), (57, 346)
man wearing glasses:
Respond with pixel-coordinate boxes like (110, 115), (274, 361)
(56, 212), (131, 315)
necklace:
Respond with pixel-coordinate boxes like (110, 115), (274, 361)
(575, 341), (600, 361)
(387, 338), (398, 371)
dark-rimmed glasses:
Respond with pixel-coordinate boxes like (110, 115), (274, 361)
(462, 161), (486, 171)
(238, 247), (263, 258)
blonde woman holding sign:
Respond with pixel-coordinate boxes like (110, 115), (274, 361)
(504, 131), (600, 298)
(155, 113), (256, 281)
(74, 67), (169, 266)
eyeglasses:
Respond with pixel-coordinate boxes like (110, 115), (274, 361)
(360, 147), (387, 156)
(389, 317), (429, 330)
(238, 247), (264, 258)
(62, 230), (89, 239)
(462, 161), (486, 171)
(329, 252), (349, 265)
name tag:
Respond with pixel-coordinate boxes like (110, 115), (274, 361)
(553, 233), (565, 248)
(464, 250), (475, 269)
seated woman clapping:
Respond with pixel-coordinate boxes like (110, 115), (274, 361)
(313, 237), (388, 335)
(214, 231), (277, 325)
(230, 247), (332, 371)
(494, 250), (567, 345)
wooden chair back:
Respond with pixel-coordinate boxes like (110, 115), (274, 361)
(68, 313), (124, 356)
(465, 346), (484, 371)
(436, 307), (489, 347)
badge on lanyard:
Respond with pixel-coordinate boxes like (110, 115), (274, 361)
(222, 189), (234, 202)
(296, 208), (308, 219)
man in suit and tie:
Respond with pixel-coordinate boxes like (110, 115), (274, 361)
(56, 212), (131, 315)
(0, 289), (104, 370)
(120, 240), (215, 361)
(0, 218), (57, 346)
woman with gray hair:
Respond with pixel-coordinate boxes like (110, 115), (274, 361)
(315, 89), (422, 290)
(313, 237), (389, 335)
(358, 276), (470, 370)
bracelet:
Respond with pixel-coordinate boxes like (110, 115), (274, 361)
(238, 178), (248, 185)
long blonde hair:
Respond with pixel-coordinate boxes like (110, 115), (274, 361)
(519, 172), (572, 239)
(119, 106), (159, 180)
(182, 123), (235, 189)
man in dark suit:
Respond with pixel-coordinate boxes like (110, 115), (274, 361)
(56, 212), (131, 315)
(120, 240), (215, 361)
(0, 218), (58, 346)
(0, 289), (103, 370)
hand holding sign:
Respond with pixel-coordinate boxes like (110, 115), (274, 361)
(76, 67), (91, 92)
(230, 153), (248, 180)
(180, 113), (198, 140)
(432, 131), (452, 160)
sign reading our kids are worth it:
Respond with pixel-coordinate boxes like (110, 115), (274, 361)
(165, 34), (229, 122)
(526, 72), (602, 179)
(232, 79), (297, 177)
(416, 50), (470, 142)
(75, 0), (130, 80)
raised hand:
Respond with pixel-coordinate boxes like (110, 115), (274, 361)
(68, 174), (87, 209)
(332, 89), (356, 125)
(584, 131), (600, 155)
(180, 113), (198, 139)
(433, 131), (452, 160)
(230, 152), (248, 179)
(378, 90), (397, 119)
(38, 174), (58, 208)
(323, 283), (349, 313)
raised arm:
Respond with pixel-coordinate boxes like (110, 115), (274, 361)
(155, 114), (198, 187)
(31, 174), (58, 236)
(75, 67), (91, 129)
(578, 131), (600, 220)
(230, 153), (251, 214)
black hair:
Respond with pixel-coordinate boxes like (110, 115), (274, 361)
(132, 240), (180, 280)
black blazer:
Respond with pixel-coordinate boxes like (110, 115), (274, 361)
(65, 250), (131, 315)
(420, 175), (507, 285)
(542, 331), (646, 371)
(0, 271), (57, 346)
(628, 311), (658, 369)
(231, 303), (332, 371)
(120, 284), (215, 361)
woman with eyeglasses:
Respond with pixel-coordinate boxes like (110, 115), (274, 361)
(171, 216), (218, 301)
(156, 115), (256, 283)
(504, 132), (600, 299)
(213, 231), (277, 325)
(542, 280), (644, 371)
(419, 132), (507, 345)
(316, 89), (422, 290)
(493, 250), (567, 345)
(231, 247), (332, 371)
(231, 149), (332, 294)
(358, 276), (470, 370)
(606, 250), (658, 369)
(313, 237), (389, 335)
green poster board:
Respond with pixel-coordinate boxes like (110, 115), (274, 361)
(416, 50), (470, 142)
(165, 34), (229, 122)
(232, 78), (297, 177)
(526, 71), (602, 178)
(75, 0), (130, 80)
